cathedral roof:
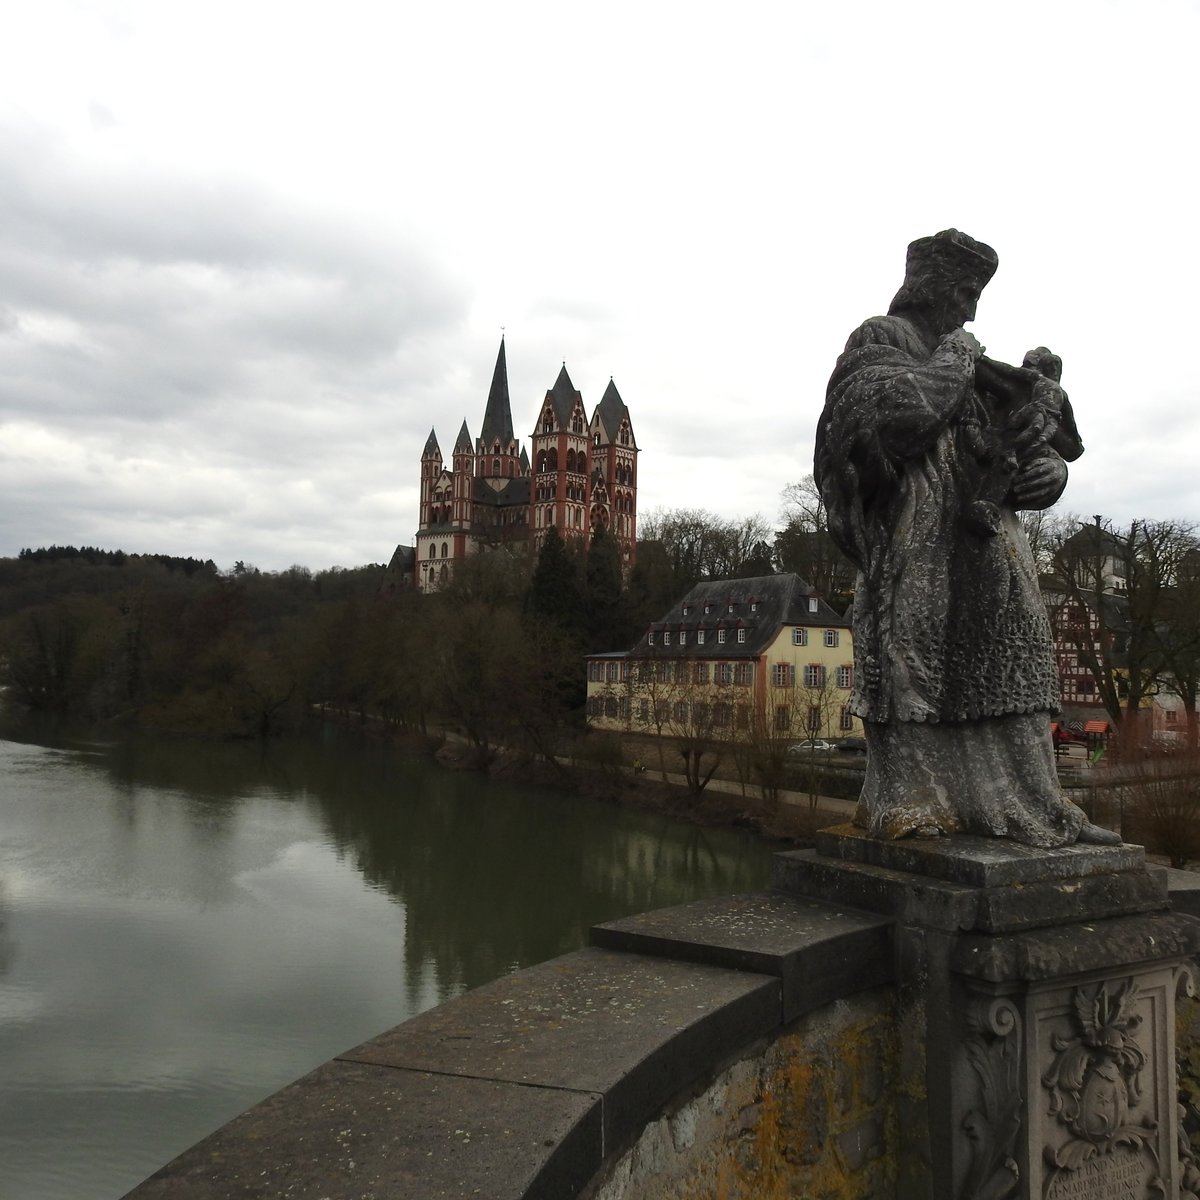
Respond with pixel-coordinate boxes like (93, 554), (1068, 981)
(479, 337), (514, 448)
(422, 428), (441, 458)
(546, 364), (583, 428)
(593, 378), (635, 445)
(519, 447), (530, 471)
(454, 420), (473, 454)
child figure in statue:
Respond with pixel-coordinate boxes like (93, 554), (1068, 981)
(965, 346), (1081, 538)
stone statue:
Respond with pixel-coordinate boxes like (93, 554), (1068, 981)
(814, 229), (1119, 847)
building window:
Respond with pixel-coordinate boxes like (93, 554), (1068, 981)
(715, 663), (733, 685)
(807, 706), (821, 733)
(704, 603), (713, 614)
(679, 630), (687, 646)
(606, 662), (619, 682)
(727, 602), (735, 613)
(1165, 710), (1178, 723)
(750, 600), (758, 612)
(663, 631), (671, 646)
(734, 662), (753, 685)
(694, 662), (710, 685)
(714, 703), (731, 728)
(736, 704), (750, 730)
(824, 629), (839, 648)
(604, 696), (618, 718)
(792, 628), (808, 646)
(682, 604), (691, 616)
(638, 699), (650, 724)
(648, 632), (655, 645)
(837, 665), (853, 689)
(804, 664), (826, 688)
(775, 706), (789, 732)
(772, 663), (795, 687)
(840, 706), (854, 731)
(718, 629), (727, 645)
(808, 597), (819, 613)
(697, 630), (706, 646)
(673, 701), (688, 723)
(737, 628), (746, 644)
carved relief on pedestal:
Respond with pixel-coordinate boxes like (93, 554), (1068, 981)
(959, 994), (1023, 1200)
(1035, 969), (1179, 1200)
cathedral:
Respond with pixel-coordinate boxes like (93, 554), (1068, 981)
(409, 339), (639, 593)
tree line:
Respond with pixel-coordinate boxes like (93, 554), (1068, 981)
(3, 494), (1196, 753)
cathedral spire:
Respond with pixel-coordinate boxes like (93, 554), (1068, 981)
(479, 337), (514, 447)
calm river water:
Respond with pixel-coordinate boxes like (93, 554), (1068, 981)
(0, 711), (773, 1200)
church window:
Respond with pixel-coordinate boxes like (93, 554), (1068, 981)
(439, 564), (448, 583)
(441, 542), (448, 558)
(493, 458), (500, 475)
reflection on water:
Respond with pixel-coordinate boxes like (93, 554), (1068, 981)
(0, 711), (773, 1200)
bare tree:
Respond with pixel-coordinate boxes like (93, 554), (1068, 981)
(1048, 516), (1188, 736)
(775, 477), (855, 607)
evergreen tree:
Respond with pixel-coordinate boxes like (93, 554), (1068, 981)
(527, 527), (583, 635)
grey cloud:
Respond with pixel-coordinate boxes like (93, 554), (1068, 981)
(0, 117), (468, 565)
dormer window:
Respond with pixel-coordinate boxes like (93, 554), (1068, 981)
(750, 600), (758, 612)
(704, 603), (713, 614)
(737, 628), (746, 644)
(808, 597), (819, 613)
(680, 630), (687, 646)
(682, 604), (691, 616)
(648, 631), (655, 645)
(697, 630), (706, 645)
(663, 631), (671, 646)
(727, 602), (735, 613)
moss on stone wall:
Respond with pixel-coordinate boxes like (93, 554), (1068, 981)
(584, 988), (898, 1200)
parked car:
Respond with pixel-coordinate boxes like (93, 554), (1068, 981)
(787, 739), (837, 754)
(836, 737), (868, 754)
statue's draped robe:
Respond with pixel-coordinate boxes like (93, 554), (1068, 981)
(815, 313), (1086, 847)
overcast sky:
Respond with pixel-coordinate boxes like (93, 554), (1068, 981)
(1, 0), (1197, 572)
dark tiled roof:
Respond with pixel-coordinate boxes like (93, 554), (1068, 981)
(546, 364), (582, 428)
(592, 378), (635, 446)
(479, 338), (514, 447)
(454, 420), (473, 454)
(387, 544), (415, 572)
(627, 574), (849, 658)
(519, 447), (530, 470)
(422, 428), (441, 458)
(473, 476), (531, 507)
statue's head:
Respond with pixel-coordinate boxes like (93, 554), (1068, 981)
(1022, 346), (1062, 382)
(889, 229), (999, 335)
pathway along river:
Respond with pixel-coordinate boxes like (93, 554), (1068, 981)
(0, 711), (774, 1200)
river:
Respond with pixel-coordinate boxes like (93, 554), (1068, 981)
(0, 711), (774, 1200)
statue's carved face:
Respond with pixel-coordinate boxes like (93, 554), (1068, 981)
(930, 279), (982, 336)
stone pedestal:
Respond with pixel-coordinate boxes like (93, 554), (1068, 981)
(774, 825), (1200, 1200)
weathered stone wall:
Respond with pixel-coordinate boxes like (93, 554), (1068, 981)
(582, 990), (898, 1200)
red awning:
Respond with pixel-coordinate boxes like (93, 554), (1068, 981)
(1084, 720), (1111, 734)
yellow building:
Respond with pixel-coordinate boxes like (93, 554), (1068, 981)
(585, 574), (858, 744)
